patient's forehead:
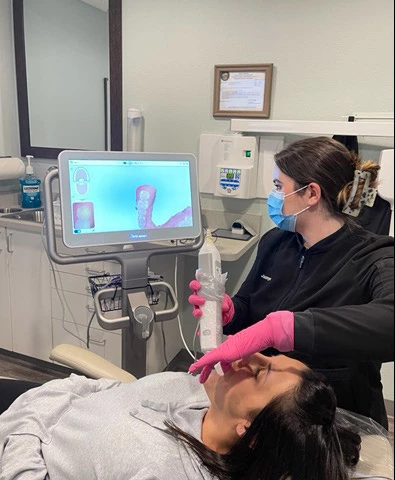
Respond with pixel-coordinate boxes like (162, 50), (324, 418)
(272, 355), (307, 371)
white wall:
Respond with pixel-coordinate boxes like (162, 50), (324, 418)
(122, 0), (393, 153)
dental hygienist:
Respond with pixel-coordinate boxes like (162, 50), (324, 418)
(189, 136), (394, 429)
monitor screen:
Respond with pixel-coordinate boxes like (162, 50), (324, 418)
(58, 150), (202, 248)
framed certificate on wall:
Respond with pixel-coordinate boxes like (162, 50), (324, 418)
(213, 64), (273, 118)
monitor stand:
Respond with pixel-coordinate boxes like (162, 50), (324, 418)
(43, 167), (203, 379)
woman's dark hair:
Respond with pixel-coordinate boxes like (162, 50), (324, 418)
(166, 368), (361, 480)
(274, 136), (380, 221)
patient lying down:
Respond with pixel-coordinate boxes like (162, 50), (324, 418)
(0, 354), (361, 480)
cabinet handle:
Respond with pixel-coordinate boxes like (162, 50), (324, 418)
(6, 233), (13, 253)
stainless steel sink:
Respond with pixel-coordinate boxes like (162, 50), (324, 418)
(2, 208), (44, 223)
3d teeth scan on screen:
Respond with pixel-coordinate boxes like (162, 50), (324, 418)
(58, 151), (201, 248)
(135, 184), (193, 229)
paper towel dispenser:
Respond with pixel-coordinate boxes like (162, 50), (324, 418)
(0, 157), (25, 181)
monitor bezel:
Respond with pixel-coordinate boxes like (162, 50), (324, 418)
(58, 150), (202, 248)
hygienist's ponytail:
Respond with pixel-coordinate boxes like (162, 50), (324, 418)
(274, 136), (380, 222)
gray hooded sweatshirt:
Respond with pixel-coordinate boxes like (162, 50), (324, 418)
(0, 372), (216, 480)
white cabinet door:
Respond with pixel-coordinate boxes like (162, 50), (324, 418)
(7, 229), (52, 361)
(0, 227), (12, 350)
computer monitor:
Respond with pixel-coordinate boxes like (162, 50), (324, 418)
(58, 150), (202, 248)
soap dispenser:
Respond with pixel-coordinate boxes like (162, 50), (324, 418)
(20, 155), (42, 208)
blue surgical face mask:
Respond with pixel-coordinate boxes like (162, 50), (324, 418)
(267, 185), (310, 232)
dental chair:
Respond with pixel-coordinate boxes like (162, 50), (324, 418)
(49, 343), (394, 480)
(50, 343), (137, 383)
(2, 349), (393, 480)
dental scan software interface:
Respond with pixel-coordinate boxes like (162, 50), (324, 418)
(58, 151), (201, 248)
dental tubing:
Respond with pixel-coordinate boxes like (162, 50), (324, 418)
(197, 229), (227, 373)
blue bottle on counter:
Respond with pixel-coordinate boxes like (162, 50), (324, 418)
(20, 155), (42, 208)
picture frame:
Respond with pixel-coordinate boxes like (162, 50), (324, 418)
(213, 64), (273, 118)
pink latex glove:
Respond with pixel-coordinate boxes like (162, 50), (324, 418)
(188, 279), (234, 326)
(188, 311), (294, 383)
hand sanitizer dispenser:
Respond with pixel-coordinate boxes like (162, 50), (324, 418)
(214, 135), (258, 198)
(198, 134), (258, 199)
